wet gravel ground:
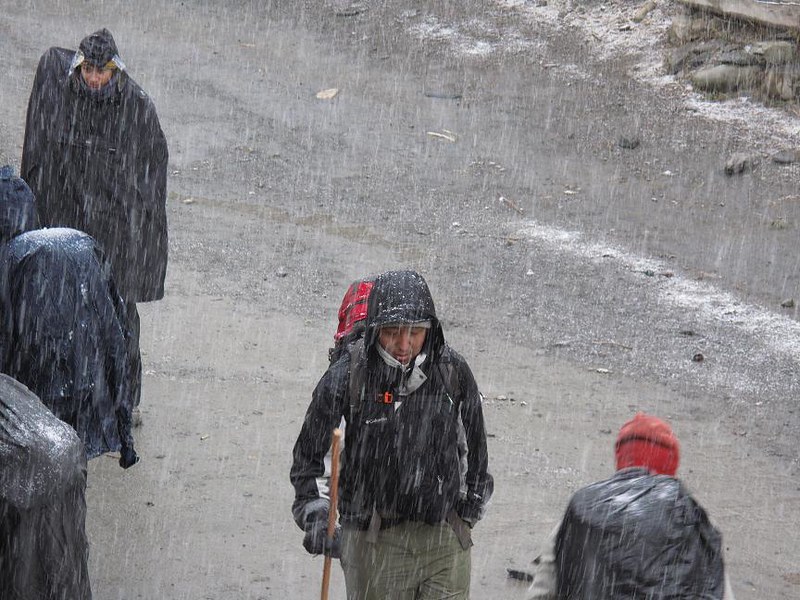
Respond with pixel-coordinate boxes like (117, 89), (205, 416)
(0, 1), (798, 598)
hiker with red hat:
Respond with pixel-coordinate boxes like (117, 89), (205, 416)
(526, 413), (735, 599)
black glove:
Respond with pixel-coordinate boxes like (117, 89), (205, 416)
(119, 445), (139, 469)
(303, 513), (341, 558)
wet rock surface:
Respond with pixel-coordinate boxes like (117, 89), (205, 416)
(668, 6), (800, 102)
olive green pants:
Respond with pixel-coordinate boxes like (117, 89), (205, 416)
(340, 521), (471, 600)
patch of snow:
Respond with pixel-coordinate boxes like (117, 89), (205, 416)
(685, 93), (800, 143)
(517, 219), (800, 366)
(409, 15), (541, 57)
(409, 0), (800, 147)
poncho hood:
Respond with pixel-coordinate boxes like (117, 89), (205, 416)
(0, 375), (85, 510)
(0, 165), (37, 244)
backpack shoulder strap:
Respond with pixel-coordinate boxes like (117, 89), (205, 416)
(435, 346), (461, 409)
(347, 338), (367, 415)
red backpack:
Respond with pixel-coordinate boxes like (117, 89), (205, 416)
(329, 277), (375, 364)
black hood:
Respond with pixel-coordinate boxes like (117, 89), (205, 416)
(78, 28), (118, 66)
(0, 374), (85, 510)
(72, 29), (126, 101)
(364, 270), (444, 358)
(0, 165), (37, 244)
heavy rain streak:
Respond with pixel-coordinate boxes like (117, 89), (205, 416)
(0, 1), (798, 599)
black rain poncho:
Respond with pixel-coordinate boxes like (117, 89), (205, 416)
(20, 37), (168, 302)
(0, 374), (91, 599)
(0, 168), (136, 465)
(0, 229), (136, 464)
(555, 468), (725, 599)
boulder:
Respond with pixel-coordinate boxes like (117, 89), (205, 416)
(669, 15), (694, 45)
(752, 41), (797, 65)
(691, 64), (763, 92)
(763, 64), (800, 100)
(725, 152), (759, 175)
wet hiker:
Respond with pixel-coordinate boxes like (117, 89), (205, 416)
(527, 412), (735, 600)
(0, 373), (92, 599)
(0, 166), (137, 468)
(21, 28), (169, 424)
(291, 269), (493, 599)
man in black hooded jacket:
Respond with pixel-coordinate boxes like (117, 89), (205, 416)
(21, 28), (169, 420)
(291, 270), (493, 599)
(0, 165), (136, 468)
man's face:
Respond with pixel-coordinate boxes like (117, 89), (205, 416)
(81, 63), (114, 90)
(378, 325), (427, 366)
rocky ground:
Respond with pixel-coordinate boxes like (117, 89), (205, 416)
(503, 0), (799, 143)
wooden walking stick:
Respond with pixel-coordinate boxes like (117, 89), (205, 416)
(321, 428), (343, 600)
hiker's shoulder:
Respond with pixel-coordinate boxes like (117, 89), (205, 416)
(436, 345), (474, 375)
(317, 349), (355, 390)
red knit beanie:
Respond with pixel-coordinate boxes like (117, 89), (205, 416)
(615, 413), (680, 476)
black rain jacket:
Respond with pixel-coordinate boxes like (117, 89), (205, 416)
(555, 468), (725, 599)
(291, 270), (493, 529)
(21, 45), (168, 302)
(0, 374), (91, 600)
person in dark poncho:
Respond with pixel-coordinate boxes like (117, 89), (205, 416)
(0, 165), (137, 468)
(21, 28), (169, 424)
(0, 373), (92, 600)
(526, 412), (735, 600)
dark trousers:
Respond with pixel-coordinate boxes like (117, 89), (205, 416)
(124, 301), (142, 409)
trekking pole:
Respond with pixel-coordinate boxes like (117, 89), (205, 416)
(321, 428), (343, 600)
